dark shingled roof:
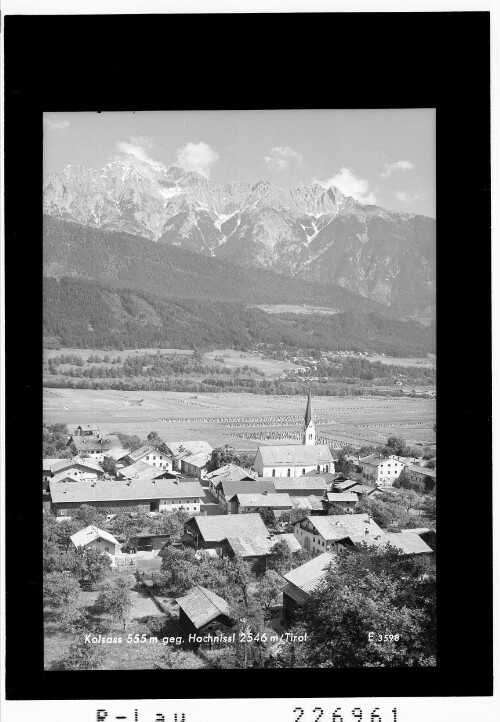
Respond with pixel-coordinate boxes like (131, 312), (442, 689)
(176, 586), (230, 629)
(188, 513), (269, 543)
(218, 478), (276, 501)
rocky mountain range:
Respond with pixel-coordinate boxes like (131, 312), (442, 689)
(43, 155), (436, 316)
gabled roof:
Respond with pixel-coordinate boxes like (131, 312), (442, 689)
(273, 477), (328, 492)
(166, 440), (213, 459)
(176, 585), (230, 629)
(70, 525), (120, 548)
(43, 458), (65, 471)
(218, 478), (276, 501)
(118, 460), (174, 482)
(359, 454), (393, 467)
(188, 513), (269, 543)
(327, 492), (359, 503)
(70, 434), (122, 452)
(405, 464), (436, 478)
(50, 478), (204, 504)
(50, 457), (104, 474)
(105, 447), (131, 461)
(226, 531), (301, 558)
(348, 484), (378, 496)
(257, 445), (333, 466)
(77, 424), (99, 432)
(298, 513), (384, 542)
(283, 551), (335, 593)
(182, 451), (211, 468)
(332, 479), (359, 491)
(290, 495), (325, 511)
(351, 531), (433, 555)
(206, 464), (257, 483)
(234, 493), (293, 509)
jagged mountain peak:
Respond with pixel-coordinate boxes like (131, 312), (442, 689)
(43, 159), (436, 315)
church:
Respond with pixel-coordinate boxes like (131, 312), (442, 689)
(254, 391), (335, 478)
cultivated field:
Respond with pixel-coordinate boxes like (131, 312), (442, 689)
(202, 348), (295, 376)
(364, 354), (436, 369)
(250, 304), (341, 315)
(44, 389), (436, 450)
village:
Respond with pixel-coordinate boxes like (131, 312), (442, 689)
(43, 392), (437, 670)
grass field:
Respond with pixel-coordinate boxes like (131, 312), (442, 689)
(43, 389), (436, 449)
(202, 348), (295, 377)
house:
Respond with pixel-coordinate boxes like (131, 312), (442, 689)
(401, 527), (436, 551)
(67, 433), (123, 463)
(48, 458), (105, 485)
(104, 447), (131, 462)
(293, 513), (385, 555)
(164, 441), (213, 478)
(124, 445), (174, 472)
(43, 458), (65, 483)
(282, 551), (335, 623)
(176, 586), (234, 641)
(331, 479), (359, 492)
(404, 464), (436, 492)
(359, 454), (406, 486)
(75, 424), (100, 436)
(184, 513), (269, 555)
(232, 492), (293, 515)
(213, 478), (276, 513)
(206, 464), (257, 497)
(222, 532), (301, 574)
(70, 525), (120, 565)
(325, 491), (359, 512)
(50, 477), (204, 517)
(292, 514), (432, 557)
(117, 460), (177, 483)
(288, 495), (326, 514)
(272, 477), (328, 497)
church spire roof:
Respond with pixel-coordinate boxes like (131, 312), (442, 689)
(304, 389), (313, 426)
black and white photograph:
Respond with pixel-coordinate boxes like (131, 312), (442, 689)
(41, 108), (437, 671)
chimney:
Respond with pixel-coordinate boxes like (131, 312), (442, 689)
(365, 527), (369, 535)
(263, 490), (268, 495)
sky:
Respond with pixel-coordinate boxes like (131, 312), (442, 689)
(43, 109), (435, 217)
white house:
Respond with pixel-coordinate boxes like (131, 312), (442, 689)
(359, 454), (406, 486)
(125, 444), (174, 472)
(70, 525), (121, 565)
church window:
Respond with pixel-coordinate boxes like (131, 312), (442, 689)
(317, 465), (320, 472)
(272, 469), (275, 477)
(302, 469), (306, 475)
(287, 469), (291, 477)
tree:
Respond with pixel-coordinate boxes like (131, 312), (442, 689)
(96, 577), (132, 630)
(335, 451), (356, 478)
(204, 445), (251, 473)
(44, 570), (80, 608)
(53, 518), (80, 551)
(286, 544), (436, 668)
(425, 459), (436, 470)
(73, 504), (106, 529)
(157, 546), (199, 595)
(154, 647), (205, 669)
(148, 509), (191, 537)
(398, 488), (421, 513)
(101, 456), (118, 475)
(81, 547), (112, 587)
(255, 570), (284, 614)
(386, 436), (408, 456)
(147, 430), (162, 444)
(61, 639), (101, 670)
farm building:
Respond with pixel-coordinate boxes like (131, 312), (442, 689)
(164, 441), (213, 478)
(75, 424), (100, 436)
(232, 492), (293, 515)
(288, 495), (326, 514)
(359, 454), (405, 486)
(212, 478), (276, 513)
(404, 464), (436, 492)
(117, 460), (177, 483)
(331, 479), (358, 492)
(221, 532), (301, 574)
(184, 513), (269, 555)
(271, 477), (329, 497)
(282, 551), (335, 624)
(67, 433), (123, 463)
(176, 586), (234, 642)
(292, 514), (432, 557)
(124, 444), (174, 472)
(48, 458), (105, 486)
(206, 464), (257, 497)
(50, 477), (204, 517)
(325, 491), (359, 512)
(70, 525), (120, 564)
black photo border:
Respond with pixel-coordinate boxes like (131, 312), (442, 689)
(4, 10), (492, 701)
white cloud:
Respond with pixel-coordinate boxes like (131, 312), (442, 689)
(116, 137), (163, 167)
(381, 159), (415, 178)
(314, 167), (377, 205)
(264, 146), (302, 171)
(396, 191), (421, 203)
(175, 142), (219, 178)
(44, 117), (70, 130)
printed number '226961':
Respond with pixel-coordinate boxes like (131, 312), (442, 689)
(293, 708), (398, 722)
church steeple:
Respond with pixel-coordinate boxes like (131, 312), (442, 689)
(303, 389), (315, 445)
